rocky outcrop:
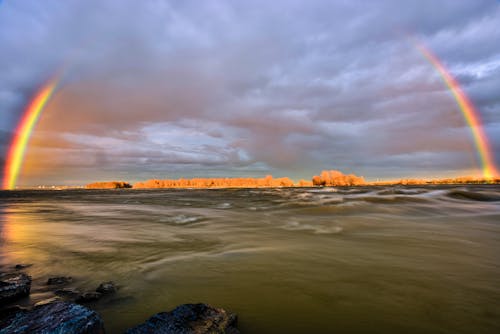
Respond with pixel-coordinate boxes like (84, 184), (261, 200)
(0, 301), (104, 334)
(47, 276), (73, 285)
(96, 281), (117, 294)
(76, 292), (102, 303)
(13, 264), (32, 270)
(85, 181), (132, 189)
(55, 288), (82, 299)
(53, 282), (116, 304)
(0, 273), (31, 303)
(126, 303), (239, 334)
(1, 265), (239, 334)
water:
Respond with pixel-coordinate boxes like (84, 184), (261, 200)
(1, 186), (499, 333)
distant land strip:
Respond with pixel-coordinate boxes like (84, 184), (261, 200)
(84, 170), (500, 189)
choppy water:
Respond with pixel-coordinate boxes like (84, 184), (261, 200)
(1, 186), (500, 333)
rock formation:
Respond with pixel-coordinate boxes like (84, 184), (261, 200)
(0, 273), (31, 303)
(126, 303), (239, 334)
(47, 276), (73, 285)
(0, 301), (104, 334)
(0, 264), (239, 333)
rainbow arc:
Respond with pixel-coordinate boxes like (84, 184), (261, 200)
(3, 75), (59, 189)
(415, 41), (498, 179)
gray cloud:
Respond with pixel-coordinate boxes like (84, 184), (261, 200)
(1, 0), (499, 185)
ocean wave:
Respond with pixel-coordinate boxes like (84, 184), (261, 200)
(215, 202), (232, 209)
(445, 189), (500, 202)
(281, 221), (343, 234)
(376, 188), (429, 196)
(158, 214), (204, 225)
(344, 195), (431, 204)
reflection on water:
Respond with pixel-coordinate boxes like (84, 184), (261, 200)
(1, 186), (500, 333)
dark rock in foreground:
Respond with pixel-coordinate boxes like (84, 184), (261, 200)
(0, 301), (104, 334)
(126, 303), (239, 334)
(0, 273), (31, 303)
(96, 281), (117, 294)
(47, 276), (73, 285)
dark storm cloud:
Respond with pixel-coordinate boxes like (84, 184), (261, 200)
(1, 0), (499, 185)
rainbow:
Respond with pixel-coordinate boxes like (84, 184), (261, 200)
(415, 41), (498, 180)
(3, 75), (60, 190)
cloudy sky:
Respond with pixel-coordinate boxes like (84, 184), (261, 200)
(1, 0), (499, 186)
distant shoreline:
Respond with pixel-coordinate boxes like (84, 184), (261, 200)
(4, 170), (499, 190)
(81, 179), (498, 189)
(4, 180), (499, 191)
(83, 171), (499, 189)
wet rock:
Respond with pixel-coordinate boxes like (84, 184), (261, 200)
(0, 273), (31, 304)
(0, 305), (29, 319)
(96, 281), (117, 294)
(14, 264), (32, 270)
(76, 292), (102, 303)
(55, 288), (82, 299)
(0, 301), (104, 334)
(47, 276), (73, 285)
(126, 303), (239, 334)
